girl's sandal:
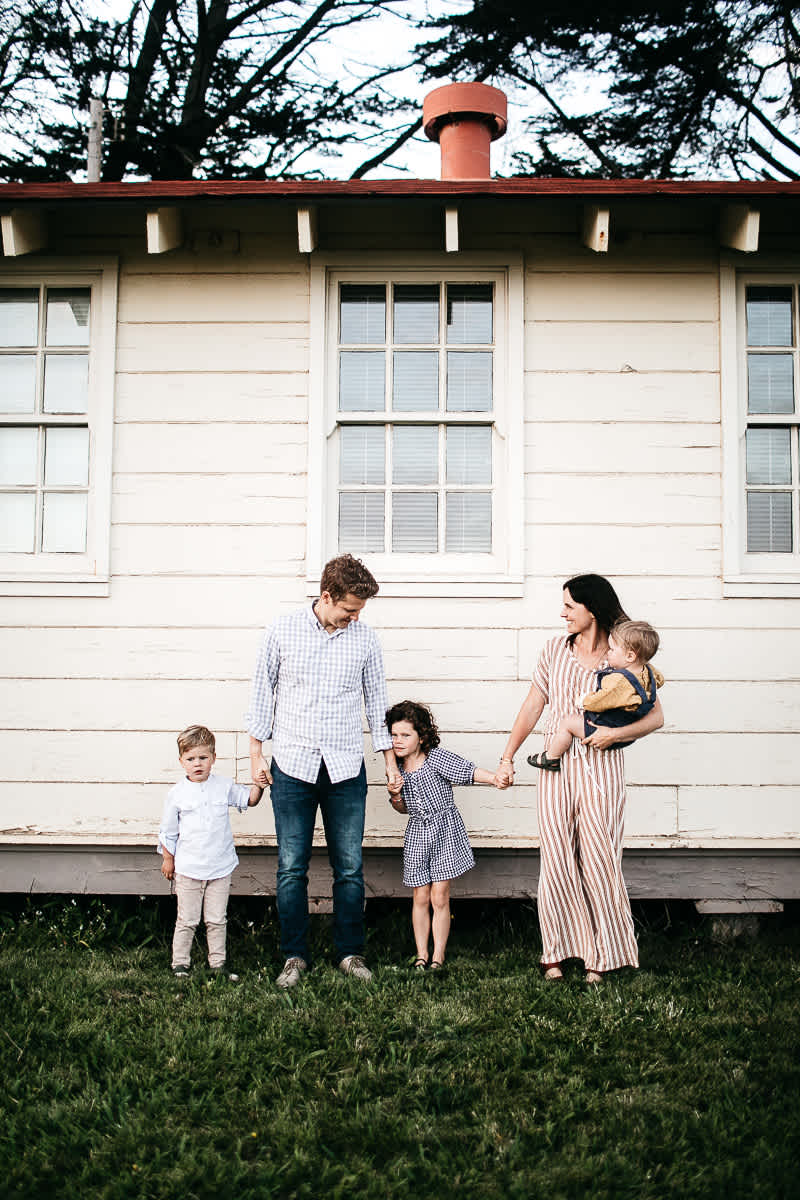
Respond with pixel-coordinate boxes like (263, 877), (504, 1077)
(412, 958), (428, 971)
(527, 752), (561, 773)
(542, 963), (564, 982)
(585, 970), (604, 985)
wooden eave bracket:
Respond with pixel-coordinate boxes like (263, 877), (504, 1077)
(1, 208), (47, 256)
(297, 206), (318, 253)
(582, 205), (610, 253)
(146, 207), (183, 254)
(445, 204), (459, 252)
(720, 204), (760, 253)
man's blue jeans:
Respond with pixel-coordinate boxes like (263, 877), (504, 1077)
(270, 758), (367, 965)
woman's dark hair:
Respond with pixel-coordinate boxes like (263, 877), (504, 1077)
(563, 574), (628, 638)
(386, 700), (441, 755)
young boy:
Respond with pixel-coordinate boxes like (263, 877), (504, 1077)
(159, 725), (263, 979)
(528, 619), (664, 772)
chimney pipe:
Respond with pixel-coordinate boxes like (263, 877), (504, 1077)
(423, 82), (507, 180)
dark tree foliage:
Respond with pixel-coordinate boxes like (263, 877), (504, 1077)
(416, 0), (800, 178)
(0, 0), (414, 181)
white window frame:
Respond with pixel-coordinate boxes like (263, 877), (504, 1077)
(308, 253), (524, 597)
(721, 259), (800, 597)
(0, 257), (118, 597)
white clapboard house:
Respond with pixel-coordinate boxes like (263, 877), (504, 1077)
(1, 83), (797, 912)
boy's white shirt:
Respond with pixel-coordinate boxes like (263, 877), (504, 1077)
(157, 773), (251, 881)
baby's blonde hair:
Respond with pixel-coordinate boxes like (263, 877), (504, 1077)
(611, 619), (660, 663)
(177, 724), (216, 756)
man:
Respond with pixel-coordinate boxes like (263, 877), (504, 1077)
(247, 554), (399, 988)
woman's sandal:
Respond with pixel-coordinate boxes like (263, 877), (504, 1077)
(412, 958), (428, 971)
(527, 752), (561, 773)
(429, 960), (445, 972)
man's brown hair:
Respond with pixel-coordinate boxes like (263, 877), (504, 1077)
(177, 725), (216, 756)
(320, 553), (379, 602)
(611, 619), (660, 663)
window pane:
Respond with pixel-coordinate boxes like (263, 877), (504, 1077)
(446, 425), (492, 484)
(44, 427), (89, 487)
(340, 285), (385, 345)
(42, 492), (88, 552)
(46, 288), (91, 346)
(746, 427), (791, 485)
(0, 493), (36, 552)
(446, 492), (492, 552)
(0, 289), (38, 347)
(0, 427), (38, 485)
(393, 285), (439, 344)
(339, 351), (385, 412)
(746, 286), (793, 347)
(393, 351), (439, 411)
(392, 492), (437, 552)
(446, 351), (492, 411)
(747, 491), (792, 553)
(338, 492), (384, 553)
(43, 354), (89, 414)
(393, 425), (438, 485)
(446, 284), (493, 344)
(340, 426), (384, 485)
(0, 354), (37, 413)
(747, 354), (794, 414)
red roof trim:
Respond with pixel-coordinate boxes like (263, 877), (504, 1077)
(1, 178), (800, 203)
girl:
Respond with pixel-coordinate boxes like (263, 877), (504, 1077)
(386, 700), (498, 971)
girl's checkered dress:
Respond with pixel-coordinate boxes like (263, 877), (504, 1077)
(399, 747), (476, 887)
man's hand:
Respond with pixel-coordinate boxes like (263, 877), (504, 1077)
(251, 753), (272, 787)
(161, 853), (175, 881)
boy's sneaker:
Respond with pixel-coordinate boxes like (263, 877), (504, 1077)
(172, 965), (190, 978)
(276, 957), (307, 989)
(338, 954), (372, 982)
(209, 964), (240, 982)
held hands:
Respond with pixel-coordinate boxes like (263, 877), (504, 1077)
(161, 852), (175, 881)
(386, 774), (407, 813)
(251, 753), (273, 788)
(495, 759), (515, 789)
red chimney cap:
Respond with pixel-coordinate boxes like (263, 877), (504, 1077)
(423, 82), (508, 143)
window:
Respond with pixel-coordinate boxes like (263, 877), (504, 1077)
(308, 258), (524, 596)
(0, 261), (118, 596)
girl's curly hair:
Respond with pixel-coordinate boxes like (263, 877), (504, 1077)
(386, 700), (441, 755)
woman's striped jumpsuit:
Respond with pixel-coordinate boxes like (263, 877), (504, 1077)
(533, 635), (639, 972)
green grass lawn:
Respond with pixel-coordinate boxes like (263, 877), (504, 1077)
(1, 896), (798, 1200)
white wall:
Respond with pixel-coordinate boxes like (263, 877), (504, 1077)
(0, 200), (797, 856)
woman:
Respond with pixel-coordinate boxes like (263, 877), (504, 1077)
(496, 575), (663, 983)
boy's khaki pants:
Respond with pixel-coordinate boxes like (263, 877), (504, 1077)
(172, 873), (232, 969)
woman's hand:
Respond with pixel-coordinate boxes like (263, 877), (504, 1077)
(581, 725), (620, 751)
(389, 795), (408, 814)
(496, 760), (515, 789)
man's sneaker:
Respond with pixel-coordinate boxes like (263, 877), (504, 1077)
(276, 957), (307, 989)
(338, 954), (372, 982)
(172, 965), (190, 978)
(209, 964), (240, 982)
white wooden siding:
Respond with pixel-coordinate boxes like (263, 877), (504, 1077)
(0, 203), (797, 858)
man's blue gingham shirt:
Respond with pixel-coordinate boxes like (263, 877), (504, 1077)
(246, 602), (392, 784)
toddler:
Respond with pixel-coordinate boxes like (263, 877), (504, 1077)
(528, 619), (664, 772)
(159, 724), (263, 979)
(386, 700), (498, 971)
